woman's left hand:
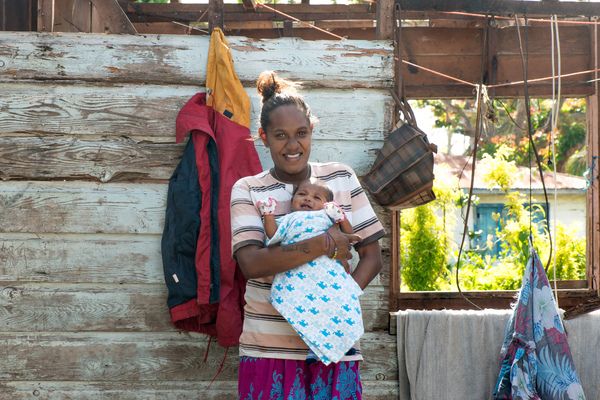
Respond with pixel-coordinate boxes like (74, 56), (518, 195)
(326, 224), (361, 273)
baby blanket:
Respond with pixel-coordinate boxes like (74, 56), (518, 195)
(268, 210), (364, 365)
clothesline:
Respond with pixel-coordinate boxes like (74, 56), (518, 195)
(399, 58), (600, 91)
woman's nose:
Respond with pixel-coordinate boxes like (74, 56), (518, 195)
(286, 136), (299, 147)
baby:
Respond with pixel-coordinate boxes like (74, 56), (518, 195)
(258, 177), (364, 365)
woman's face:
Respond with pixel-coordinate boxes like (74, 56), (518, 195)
(262, 104), (312, 181)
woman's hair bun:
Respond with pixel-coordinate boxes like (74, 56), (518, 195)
(256, 71), (298, 105)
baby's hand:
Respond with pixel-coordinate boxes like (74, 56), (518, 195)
(257, 197), (278, 215)
(324, 202), (347, 223)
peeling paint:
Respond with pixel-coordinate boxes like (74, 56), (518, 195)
(103, 66), (128, 73)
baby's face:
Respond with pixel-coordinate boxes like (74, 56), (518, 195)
(291, 182), (329, 212)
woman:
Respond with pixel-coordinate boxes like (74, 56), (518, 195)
(231, 71), (385, 399)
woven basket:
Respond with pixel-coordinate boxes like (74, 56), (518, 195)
(362, 122), (437, 210)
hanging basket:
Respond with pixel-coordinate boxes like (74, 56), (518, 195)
(361, 121), (437, 210)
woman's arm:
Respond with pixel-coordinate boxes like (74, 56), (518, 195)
(351, 240), (383, 290)
(236, 226), (361, 279)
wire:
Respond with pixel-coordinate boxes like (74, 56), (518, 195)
(255, 1), (346, 40)
(453, 16), (490, 311)
(550, 15), (561, 307)
(514, 13), (554, 272)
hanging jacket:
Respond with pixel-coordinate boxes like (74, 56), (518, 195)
(161, 28), (263, 348)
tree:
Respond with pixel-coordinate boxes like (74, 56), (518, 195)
(414, 98), (587, 175)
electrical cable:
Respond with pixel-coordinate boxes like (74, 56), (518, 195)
(453, 15), (490, 311)
(514, 14), (554, 272)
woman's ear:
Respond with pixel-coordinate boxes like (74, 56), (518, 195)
(259, 128), (269, 147)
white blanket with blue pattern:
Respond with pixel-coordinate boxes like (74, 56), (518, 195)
(268, 209), (364, 365)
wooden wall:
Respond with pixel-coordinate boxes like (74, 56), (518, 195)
(0, 32), (398, 398)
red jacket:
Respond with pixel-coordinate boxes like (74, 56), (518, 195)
(162, 92), (262, 347)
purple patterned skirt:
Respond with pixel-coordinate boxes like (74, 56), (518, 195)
(238, 356), (362, 400)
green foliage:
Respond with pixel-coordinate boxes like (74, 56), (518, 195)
(415, 98), (587, 175)
(400, 205), (451, 291)
(400, 167), (457, 291)
(480, 145), (518, 191)
(400, 151), (586, 292)
(547, 223), (586, 280)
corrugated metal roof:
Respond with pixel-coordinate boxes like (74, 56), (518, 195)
(434, 153), (586, 190)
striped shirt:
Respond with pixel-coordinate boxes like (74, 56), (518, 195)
(230, 162), (385, 360)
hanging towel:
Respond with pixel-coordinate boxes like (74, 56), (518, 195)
(161, 28), (263, 348)
(494, 250), (586, 400)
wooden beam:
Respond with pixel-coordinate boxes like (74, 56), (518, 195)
(53, 0), (92, 33)
(396, 0), (600, 17)
(241, 0), (256, 13)
(2, 0), (36, 31)
(0, 0), (4, 31)
(37, 0), (54, 32)
(125, 3), (375, 23)
(208, 0), (223, 31)
(588, 23), (600, 297)
(89, 0), (136, 34)
(396, 290), (598, 311)
(283, 19), (293, 37)
(376, 0), (394, 40)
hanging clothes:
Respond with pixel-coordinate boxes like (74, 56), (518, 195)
(494, 249), (586, 400)
(161, 28), (263, 348)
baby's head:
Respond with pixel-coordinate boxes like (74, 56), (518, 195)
(291, 177), (333, 212)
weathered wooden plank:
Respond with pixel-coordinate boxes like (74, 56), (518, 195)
(53, 0), (91, 33)
(89, 0), (137, 35)
(0, 331), (397, 382)
(397, 0), (600, 17)
(395, 290), (598, 311)
(0, 136), (383, 184)
(0, 380), (399, 399)
(402, 26), (590, 56)
(0, 83), (391, 140)
(0, 137), (185, 182)
(124, 2), (375, 18)
(0, 230), (390, 283)
(0, 181), (167, 234)
(0, 32), (394, 88)
(0, 381), (240, 400)
(37, 0), (54, 32)
(0, 282), (387, 332)
(0, 234), (163, 284)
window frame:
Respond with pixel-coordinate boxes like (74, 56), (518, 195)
(387, 17), (600, 314)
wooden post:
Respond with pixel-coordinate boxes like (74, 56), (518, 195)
(283, 20), (293, 37)
(209, 0), (224, 32)
(588, 22), (600, 296)
(37, 0), (54, 32)
(241, 0), (256, 12)
(389, 210), (401, 312)
(89, 0), (136, 34)
(486, 20), (498, 87)
(376, 0), (394, 40)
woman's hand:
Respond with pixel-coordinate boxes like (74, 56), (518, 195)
(325, 224), (361, 272)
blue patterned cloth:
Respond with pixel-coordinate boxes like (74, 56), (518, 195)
(494, 249), (586, 400)
(268, 210), (364, 365)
